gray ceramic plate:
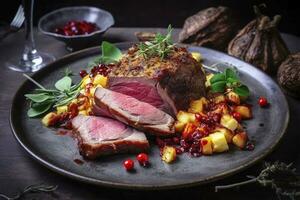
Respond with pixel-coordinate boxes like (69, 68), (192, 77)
(10, 43), (289, 190)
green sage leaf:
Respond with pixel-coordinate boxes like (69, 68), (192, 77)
(27, 102), (53, 117)
(55, 76), (72, 91)
(225, 68), (238, 80)
(233, 85), (250, 97)
(25, 93), (51, 103)
(210, 73), (226, 85)
(211, 81), (226, 93)
(101, 41), (122, 63)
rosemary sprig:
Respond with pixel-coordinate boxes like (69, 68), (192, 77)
(215, 161), (300, 200)
(137, 25), (175, 59)
(0, 183), (57, 200)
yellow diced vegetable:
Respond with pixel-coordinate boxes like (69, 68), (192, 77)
(162, 146), (177, 163)
(79, 110), (88, 116)
(42, 112), (58, 127)
(56, 105), (68, 114)
(188, 97), (208, 113)
(220, 114), (238, 131)
(191, 52), (202, 62)
(213, 95), (226, 104)
(209, 132), (229, 153)
(234, 106), (252, 119)
(81, 75), (92, 88)
(201, 137), (213, 155)
(232, 132), (248, 149)
(176, 111), (196, 124)
(214, 127), (234, 144)
(226, 91), (240, 105)
(175, 121), (186, 133)
(93, 74), (108, 87)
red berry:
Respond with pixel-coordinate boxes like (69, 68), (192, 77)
(79, 70), (88, 78)
(232, 112), (242, 122)
(123, 159), (134, 171)
(258, 97), (268, 107)
(136, 153), (149, 166)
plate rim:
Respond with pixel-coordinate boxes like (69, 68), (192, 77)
(9, 42), (290, 190)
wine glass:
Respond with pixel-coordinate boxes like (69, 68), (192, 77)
(6, 0), (55, 72)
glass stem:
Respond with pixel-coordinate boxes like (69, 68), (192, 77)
(22, 0), (38, 60)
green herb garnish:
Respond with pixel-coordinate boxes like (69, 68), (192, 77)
(87, 41), (123, 67)
(137, 25), (175, 59)
(210, 68), (250, 97)
(215, 161), (300, 200)
(24, 73), (82, 117)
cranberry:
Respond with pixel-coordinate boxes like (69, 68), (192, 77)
(136, 153), (149, 166)
(123, 159), (134, 171)
(79, 70), (88, 78)
(258, 97), (268, 107)
(232, 112), (242, 122)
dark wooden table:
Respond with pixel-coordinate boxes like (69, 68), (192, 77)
(0, 28), (299, 200)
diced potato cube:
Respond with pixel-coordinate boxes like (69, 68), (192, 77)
(232, 132), (248, 149)
(226, 91), (240, 105)
(214, 95), (226, 104)
(42, 112), (58, 127)
(162, 146), (177, 163)
(56, 105), (68, 114)
(214, 127), (234, 143)
(191, 52), (202, 62)
(201, 137), (213, 155)
(182, 123), (197, 139)
(176, 111), (196, 124)
(175, 121), (186, 133)
(234, 106), (252, 119)
(220, 114), (238, 131)
(93, 74), (108, 87)
(205, 74), (214, 87)
(188, 97), (208, 113)
(81, 75), (92, 88)
(209, 132), (229, 153)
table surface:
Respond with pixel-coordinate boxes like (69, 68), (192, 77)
(0, 28), (299, 200)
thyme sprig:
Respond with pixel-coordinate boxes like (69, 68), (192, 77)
(215, 161), (300, 200)
(137, 25), (175, 59)
(0, 183), (57, 200)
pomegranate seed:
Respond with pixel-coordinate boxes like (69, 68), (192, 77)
(195, 113), (202, 121)
(191, 152), (201, 157)
(201, 139), (208, 146)
(258, 97), (268, 107)
(232, 112), (242, 122)
(79, 70), (88, 78)
(172, 137), (180, 144)
(123, 159), (134, 171)
(176, 147), (183, 154)
(136, 153), (149, 166)
(246, 142), (255, 151)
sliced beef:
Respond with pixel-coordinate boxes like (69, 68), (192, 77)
(72, 115), (149, 159)
(94, 87), (175, 136)
(109, 46), (207, 115)
(108, 77), (173, 114)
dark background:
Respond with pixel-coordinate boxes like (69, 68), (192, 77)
(0, 0), (299, 36)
